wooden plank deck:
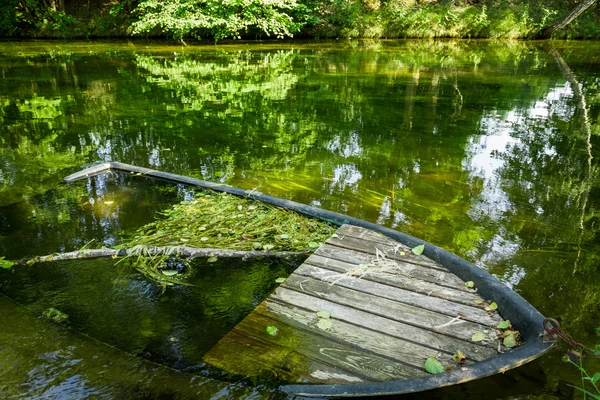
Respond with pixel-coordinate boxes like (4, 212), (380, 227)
(203, 224), (509, 384)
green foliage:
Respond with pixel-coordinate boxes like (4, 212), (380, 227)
(0, 256), (14, 269)
(42, 307), (69, 323)
(1, 0), (600, 38)
(132, 0), (302, 41)
(0, 0), (78, 37)
(124, 191), (335, 251)
(424, 357), (444, 374)
(567, 340), (600, 399)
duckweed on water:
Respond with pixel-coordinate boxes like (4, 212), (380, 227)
(124, 192), (336, 252)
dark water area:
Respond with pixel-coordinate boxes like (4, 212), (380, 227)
(0, 39), (599, 399)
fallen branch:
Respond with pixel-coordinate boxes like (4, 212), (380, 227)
(16, 246), (312, 266)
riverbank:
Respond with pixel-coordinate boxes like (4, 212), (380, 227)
(1, 0), (599, 40)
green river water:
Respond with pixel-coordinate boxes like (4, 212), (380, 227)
(0, 39), (599, 399)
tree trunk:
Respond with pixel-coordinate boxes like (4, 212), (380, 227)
(539, 0), (598, 38)
(58, 0), (65, 12)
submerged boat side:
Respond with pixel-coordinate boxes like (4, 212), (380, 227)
(64, 162), (554, 397)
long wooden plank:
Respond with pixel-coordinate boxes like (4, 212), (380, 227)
(333, 224), (447, 271)
(240, 311), (426, 381)
(207, 311), (423, 382)
(291, 265), (502, 325)
(282, 273), (500, 346)
(203, 329), (316, 382)
(261, 299), (473, 367)
(326, 235), (447, 272)
(303, 254), (482, 307)
(313, 244), (468, 291)
(272, 286), (499, 361)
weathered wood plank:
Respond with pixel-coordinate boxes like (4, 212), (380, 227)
(303, 254), (482, 307)
(209, 330), (376, 384)
(326, 234), (448, 272)
(260, 299), (473, 368)
(282, 273), (500, 346)
(313, 244), (468, 291)
(214, 311), (423, 382)
(203, 329), (315, 383)
(291, 264), (502, 325)
(204, 224), (511, 385)
(272, 286), (499, 361)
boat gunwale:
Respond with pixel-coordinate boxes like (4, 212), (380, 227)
(64, 162), (554, 397)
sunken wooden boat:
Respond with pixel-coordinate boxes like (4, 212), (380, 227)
(65, 162), (554, 397)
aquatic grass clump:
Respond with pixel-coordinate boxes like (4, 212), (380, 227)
(115, 191), (336, 289)
(124, 191), (336, 252)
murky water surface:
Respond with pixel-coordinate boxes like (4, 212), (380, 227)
(1, 40), (599, 399)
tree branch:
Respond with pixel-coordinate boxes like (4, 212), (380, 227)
(16, 246), (311, 266)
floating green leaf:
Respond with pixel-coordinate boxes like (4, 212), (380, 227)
(471, 332), (486, 342)
(317, 319), (333, 330)
(316, 310), (331, 319)
(275, 277), (286, 283)
(412, 244), (425, 255)
(464, 281), (474, 288)
(308, 242), (320, 249)
(473, 299), (483, 304)
(0, 257), (14, 269)
(503, 333), (517, 348)
(424, 357), (444, 374)
(452, 350), (466, 364)
(485, 302), (498, 311)
(161, 270), (179, 276)
(266, 326), (278, 336)
(497, 320), (511, 329)
(207, 256), (218, 263)
(42, 307), (69, 323)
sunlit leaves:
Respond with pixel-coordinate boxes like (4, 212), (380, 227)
(0, 256), (14, 269)
(132, 0), (302, 41)
(266, 325), (278, 336)
(424, 357), (444, 374)
(412, 244), (425, 255)
(497, 320), (511, 329)
(503, 332), (518, 348)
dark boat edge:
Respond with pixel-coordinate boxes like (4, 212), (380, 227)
(64, 162), (554, 398)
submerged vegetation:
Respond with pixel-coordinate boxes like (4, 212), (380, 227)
(0, 0), (599, 39)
